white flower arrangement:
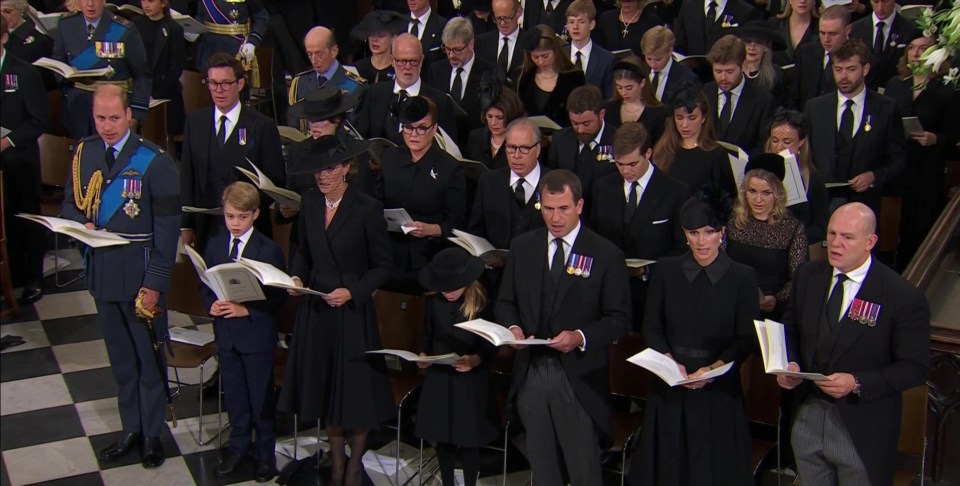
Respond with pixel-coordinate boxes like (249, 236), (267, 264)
(915, 1), (960, 88)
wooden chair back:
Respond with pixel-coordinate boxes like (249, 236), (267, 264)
(609, 332), (652, 400)
(166, 253), (208, 318)
(374, 290), (426, 352)
(740, 353), (781, 426)
(141, 102), (168, 148)
(38, 134), (78, 216)
(47, 89), (68, 137)
(180, 70), (213, 114)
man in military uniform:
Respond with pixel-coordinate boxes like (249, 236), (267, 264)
(61, 85), (180, 469)
(51, 0), (150, 138)
(287, 26), (365, 133)
(194, 0), (268, 70)
(1, 15), (50, 304)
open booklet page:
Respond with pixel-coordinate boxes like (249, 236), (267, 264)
(181, 244), (265, 303)
(627, 348), (733, 386)
(454, 319), (551, 346)
(754, 319), (828, 380)
(366, 349), (461, 365)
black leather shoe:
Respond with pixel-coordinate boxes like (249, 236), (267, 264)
(141, 436), (165, 468)
(98, 432), (141, 462)
(214, 451), (247, 478)
(18, 285), (42, 305)
(255, 462), (279, 483)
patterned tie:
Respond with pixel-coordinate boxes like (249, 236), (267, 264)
(218, 115), (228, 148)
(105, 146), (116, 170)
(316, 73), (327, 89)
(229, 238), (241, 260)
(550, 238), (565, 282)
(514, 178), (526, 206)
(825, 274), (849, 329)
(87, 23), (95, 40)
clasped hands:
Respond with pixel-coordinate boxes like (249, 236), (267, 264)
(287, 276), (352, 308)
(210, 300), (249, 318)
(776, 362), (858, 398)
(508, 326), (583, 353)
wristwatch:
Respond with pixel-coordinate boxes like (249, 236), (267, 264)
(852, 374), (862, 396)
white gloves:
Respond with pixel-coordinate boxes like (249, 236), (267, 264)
(239, 42), (256, 60)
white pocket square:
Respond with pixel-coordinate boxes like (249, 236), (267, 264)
(652, 219), (669, 225)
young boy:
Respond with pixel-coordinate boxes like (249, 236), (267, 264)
(201, 182), (287, 483)
(564, 0), (615, 97)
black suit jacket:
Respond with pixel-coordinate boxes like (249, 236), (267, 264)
(804, 90), (905, 210)
(468, 166), (547, 249)
(703, 80), (776, 153)
(850, 13), (919, 89)
(522, 0), (574, 35)
(789, 42), (835, 110)
(131, 14), (185, 131)
(475, 30), (525, 77)
(563, 42), (615, 98)
(784, 259), (930, 486)
(494, 226), (630, 446)
(660, 60), (702, 103)
(7, 18), (55, 89)
(415, 10), (448, 66)
(180, 105), (285, 245)
(351, 80), (459, 146)
(674, 0), (760, 55)
(201, 231), (287, 354)
(546, 122), (619, 213)
(0, 54), (50, 169)
(427, 56), (496, 139)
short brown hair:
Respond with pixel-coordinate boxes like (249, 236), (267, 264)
(222, 181), (261, 212)
(641, 26), (675, 56)
(820, 5), (851, 27)
(205, 52), (245, 81)
(833, 38), (870, 66)
(539, 169), (583, 202)
(565, 0), (596, 20)
(93, 84), (130, 109)
(707, 35), (746, 65)
(613, 122), (653, 157)
(484, 86), (526, 125)
(566, 85), (605, 115)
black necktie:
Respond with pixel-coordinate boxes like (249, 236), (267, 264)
(825, 273), (849, 328)
(707, 1), (718, 23)
(229, 237), (241, 260)
(545, 0), (554, 13)
(498, 37), (510, 73)
(873, 21), (885, 55)
(87, 23), (95, 40)
(398, 89), (409, 105)
(451, 67), (464, 102)
(410, 18), (420, 38)
(624, 181), (638, 223)
(105, 146), (116, 170)
(574, 51), (583, 72)
(821, 54), (833, 93)
(514, 178), (526, 206)
(839, 99), (855, 143)
(550, 238), (565, 282)
(719, 91), (732, 134)
(218, 115), (228, 148)
(316, 73), (327, 89)
(651, 71), (660, 93)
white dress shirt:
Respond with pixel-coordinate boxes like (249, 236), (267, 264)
(717, 75), (746, 118)
(570, 40), (593, 73)
(214, 101), (242, 142)
(828, 256), (872, 323)
(393, 77), (423, 96)
(449, 54), (475, 99)
(499, 28), (520, 67)
(704, 0), (728, 20)
(651, 57), (674, 101)
(227, 226), (254, 260)
(872, 12), (895, 48)
(409, 7), (432, 40)
(509, 164), (542, 204)
(624, 162), (654, 203)
(836, 87), (867, 137)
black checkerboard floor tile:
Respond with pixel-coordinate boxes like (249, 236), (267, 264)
(1, 405), (85, 451)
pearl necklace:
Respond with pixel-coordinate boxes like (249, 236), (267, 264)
(325, 196), (343, 210)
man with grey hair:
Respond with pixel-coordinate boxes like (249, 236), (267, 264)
(287, 26), (365, 133)
(427, 16), (495, 141)
(352, 33), (457, 145)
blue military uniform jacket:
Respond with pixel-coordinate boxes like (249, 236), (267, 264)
(287, 63), (366, 132)
(51, 11), (151, 118)
(194, 0), (268, 69)
(61, 133), (181, 302)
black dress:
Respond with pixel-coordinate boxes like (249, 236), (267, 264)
(278, 185), (395, 428)
(415, 295), (501, 447)
(355, 57), (396, 84)
(604, 101), (668, 145)
(465, 127), (508, 170)
(131, 14), (185, 134)
(516, 69), (586, 127)
(769, 17), (817, 67)
(594, 9), (665, 57)
(661, 146), (738, 196)
(630, 252), (758, 486)
(726, 213), (808, 319)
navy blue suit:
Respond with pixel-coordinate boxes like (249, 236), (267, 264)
(563, 43), (615, 99)
(200, 230), (287, 464)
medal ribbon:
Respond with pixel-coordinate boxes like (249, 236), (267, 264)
(71, 20), (127, 70)
(97, 145), (156, 227)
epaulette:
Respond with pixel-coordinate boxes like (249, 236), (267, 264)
(138, 137), (165, 154)
(293, 68), (314, 78)
(344, 69), (367, 84)
(110, 14), (133, 27)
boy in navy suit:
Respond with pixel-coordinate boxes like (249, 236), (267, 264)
(201, 182), (287, 483)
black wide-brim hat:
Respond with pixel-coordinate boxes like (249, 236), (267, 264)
(350, 10), (409, 41)
(745, 153), (786, 181)
(419, 248), (485, 292)
(290, 135), (373, 174)
(680, 187), (733, 230)
(731, 20), (786, 51)
(288, 86), (358, 122)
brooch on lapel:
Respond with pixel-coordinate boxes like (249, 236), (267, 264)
(566, 253), (594, 278)
(863, 115), (872, 133)
(238, 127), (247, 146)
(596, 145), (613, 162)
(848, 298), (880, 327)
(721, 15), (738, 28)
(3, 73), (19, 92)
(24, 35), (35, 44)
(429, 167), (438, 180)
(534, 191), (541, 211)
(162, 27), (168, 37)
(888, 33), (900, 48)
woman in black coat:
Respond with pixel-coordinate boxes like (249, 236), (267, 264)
(769, 0), (817, 66)
(377, 96), (467, 293)
(415, 249), (501, 486)
(885, 35), (960, 268)
(630, 194), (758, 486)
(514, 25), (586, 127)
(131, 0), (185, 135)
(281, 136), (395, 486)
(464, 84), (526, 170)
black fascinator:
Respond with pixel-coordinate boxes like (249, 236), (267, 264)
(477, 70), (507, 114)
(680, 185), (733, 230)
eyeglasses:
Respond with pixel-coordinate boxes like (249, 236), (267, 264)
(401, 123), (436, 135)
(442, 44), (468, 55)
(494, 9), (519, 24)
(392, 57), (422, 67)
(203, 78), (240, 91)
(505, 142), (540, 154)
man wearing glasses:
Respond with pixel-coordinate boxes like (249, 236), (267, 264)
(476, 0), (526, 78)
(427, 17), (495, 141)
(588, 122), (689, 331)
(352, 33), (457, 146)
(179, 52), (285, 252)
(288, 26), (366, 134)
